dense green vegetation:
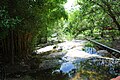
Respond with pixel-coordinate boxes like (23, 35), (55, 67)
(0, 0), (120, 64)
(66, 0), (120, 39)
(0, 0), (67, 64)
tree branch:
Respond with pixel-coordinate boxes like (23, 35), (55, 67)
(101, 1), (120, 30)
(90, 0), (120, 30)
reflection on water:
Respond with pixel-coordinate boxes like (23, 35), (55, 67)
(84, 47), (97, 54)
(6, 45), (120, 80)
(60, 62), (76, 73)
(15, 58), (119, 80)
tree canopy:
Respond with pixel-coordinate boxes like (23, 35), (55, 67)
(0, 0), (120, 64)
(0, 0), (68, 64)
(64, 0), (120, 39)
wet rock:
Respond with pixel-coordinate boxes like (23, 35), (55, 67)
(31, 51), (37, 56)
(39, 59), (62, 70)
(63, 50), (100, 61)
(97, 50), (110, 57)
(52, 70), (62, 75)
(48, 52), (66, 58)
(41, 52), (66, 59)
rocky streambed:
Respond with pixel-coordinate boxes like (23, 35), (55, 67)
(34, 40), (120, 80)
(6, 40), (120, 80)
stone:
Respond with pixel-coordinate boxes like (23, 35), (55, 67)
(97, 50), (110, 57)
(39, 59), (62, 70)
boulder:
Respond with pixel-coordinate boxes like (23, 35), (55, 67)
(39, 59), (62, 70)
(97, 50), (110, 57)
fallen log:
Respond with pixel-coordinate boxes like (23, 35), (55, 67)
(86, 38), (120, 57)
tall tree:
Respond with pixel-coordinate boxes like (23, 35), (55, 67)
(0, 0), (67, 64)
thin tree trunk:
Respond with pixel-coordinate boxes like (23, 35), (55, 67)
(11, 30), (14, 65)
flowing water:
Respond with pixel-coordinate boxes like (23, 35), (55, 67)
(6, 40), (120, 80)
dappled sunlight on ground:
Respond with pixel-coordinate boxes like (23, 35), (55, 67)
(36, 45), (55, 53)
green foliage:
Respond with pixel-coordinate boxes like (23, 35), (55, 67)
(84, 42), (94, 47)
(0, 6), (21, 39)
(63, 0), (120, 40)
(0, 0), (68, 63)
(1, 0), (119, 64)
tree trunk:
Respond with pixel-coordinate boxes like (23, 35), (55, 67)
(11, 30), (14, 65)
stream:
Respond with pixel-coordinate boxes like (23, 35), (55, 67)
(6, 40), (120, 80)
